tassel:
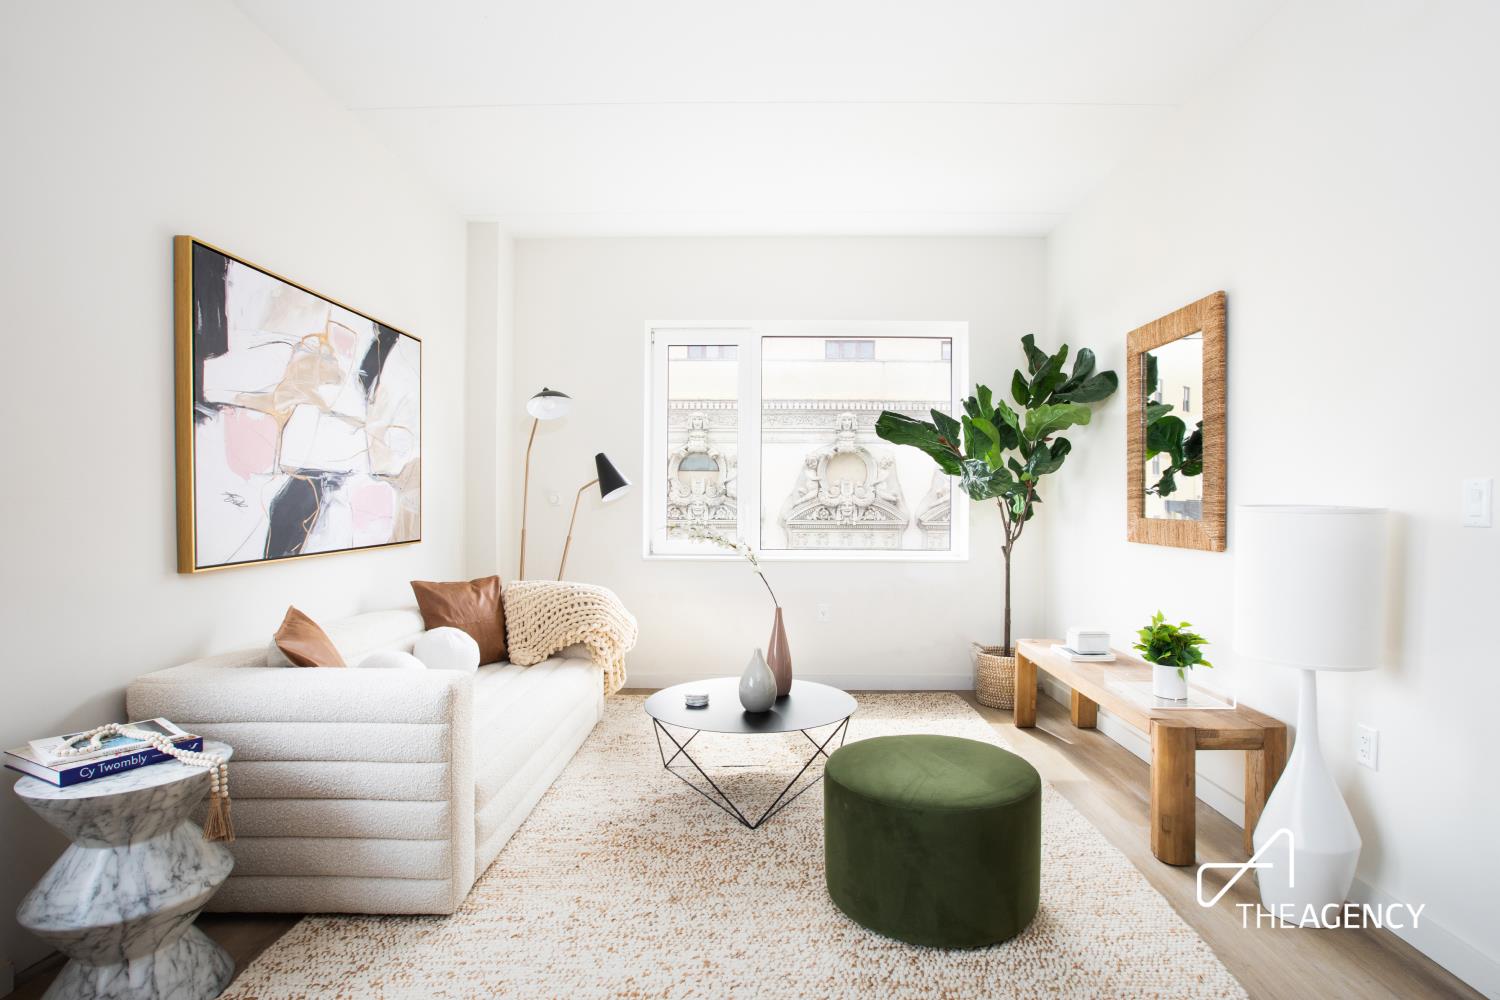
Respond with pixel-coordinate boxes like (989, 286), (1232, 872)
(203, 791), (235, 843)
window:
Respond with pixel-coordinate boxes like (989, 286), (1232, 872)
(1182, 386), (1191, 412)
(646, 323), (968, 560)
(824, 339), (876, 360)
(685, 344), (738, 361)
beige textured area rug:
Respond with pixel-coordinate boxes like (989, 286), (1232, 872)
(223, 693), (1246, 999)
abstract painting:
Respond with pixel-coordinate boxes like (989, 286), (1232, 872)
(175, 237), (421, 572)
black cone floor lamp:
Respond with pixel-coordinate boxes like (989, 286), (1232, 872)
(557, 453), (631, 580)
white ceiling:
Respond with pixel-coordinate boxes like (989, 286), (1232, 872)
(235, 0), (1280, 236)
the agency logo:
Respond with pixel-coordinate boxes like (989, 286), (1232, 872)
(1196, 828), (1425, 930)
(1196, 827), (1292, 909)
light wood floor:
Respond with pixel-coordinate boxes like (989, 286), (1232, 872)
(14, 691), (1476, 999)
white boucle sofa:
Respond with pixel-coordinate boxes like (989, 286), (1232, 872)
(126, 607), (603, 914)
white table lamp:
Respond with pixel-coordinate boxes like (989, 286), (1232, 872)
(1234, 505), (1390, 923)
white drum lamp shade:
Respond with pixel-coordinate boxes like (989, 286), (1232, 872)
(1233, 504), (1391, 925)
(1234, 505), (1390, 671)
(525, 387), (572, 420)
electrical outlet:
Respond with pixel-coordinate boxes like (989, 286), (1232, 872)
(1356, 725), (1379, 769)
(816, 603), (832, 623)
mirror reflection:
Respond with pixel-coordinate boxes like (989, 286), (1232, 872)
(1142, 333), (1204, 520)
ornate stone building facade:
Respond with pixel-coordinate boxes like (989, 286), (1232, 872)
(664, 407), (737, 536)
(665, 399), (951, 550)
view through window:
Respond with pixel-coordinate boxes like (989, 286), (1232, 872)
(650, 324), (965, 559)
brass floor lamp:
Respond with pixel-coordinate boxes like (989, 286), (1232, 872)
(557, 453), (631, 580)
(519, 387), (571, 579)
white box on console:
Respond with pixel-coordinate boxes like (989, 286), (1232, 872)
(1066, 627), (1111, 655)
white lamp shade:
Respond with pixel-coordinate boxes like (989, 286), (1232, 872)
(1233, 505), (1390, 671)
(526, 387), (571, 420)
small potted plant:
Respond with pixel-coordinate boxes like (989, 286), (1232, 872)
(1134, 611), (1213, 700)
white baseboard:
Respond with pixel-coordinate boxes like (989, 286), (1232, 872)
(1036, 678), (1498, 998)
(627, 672), (974, 691)
(1348, 878), (1500, 999)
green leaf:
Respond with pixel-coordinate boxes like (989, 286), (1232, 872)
(995, 398), (1021, 434)
(975, 384), (994, 419)
(1011, 369), (1030, 408)
(1021, 334), (1049, 375)
(1145, 353), (1159, 396)
(874, 411), (962, 475)
(1053, 371), (1119, 404)
(969, 416), (1003, 464)
(1145, 414), (1187, 463)
(1031, 437), (1072, 476)
(961, 414), (992, 459)
(1184, 422), (1203, 463)
(1023, 402), (1092, 441)
(958, 459), (1013, 501)
(1028, 347), (1067, 403)
(931, 409), (963, 450)
(1069, 348), (1096, 385)
(1145, 401), (1174, 424)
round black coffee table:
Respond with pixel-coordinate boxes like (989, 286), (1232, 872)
(644, 677), (856, 829)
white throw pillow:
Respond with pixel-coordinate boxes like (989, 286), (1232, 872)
(266, 639), (292, 667)
(358, 650), (426, 670)
(414, 627), (481, 672)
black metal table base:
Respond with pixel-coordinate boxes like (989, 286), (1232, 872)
(650, 717), (850, 829)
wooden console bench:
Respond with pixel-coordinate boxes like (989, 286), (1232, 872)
(1014, 639), (1287, 866)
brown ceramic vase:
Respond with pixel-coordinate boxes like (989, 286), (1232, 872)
(767, 607), (793, 698)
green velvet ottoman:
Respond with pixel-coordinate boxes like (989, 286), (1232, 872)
(823, 734), (1041, 948)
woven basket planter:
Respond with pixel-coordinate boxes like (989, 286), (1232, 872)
(973, 644), (1016, 710)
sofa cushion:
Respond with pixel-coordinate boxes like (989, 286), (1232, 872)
(411, 576), (506, 663)
(470, 658), (602, 818)
(274, 607), (347, 668)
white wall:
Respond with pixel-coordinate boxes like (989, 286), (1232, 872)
(464, 223), (517, 577)
(0, 1), (467, 976)
(1043, 1), (1499, 992)
(512, 237), (1052, 689)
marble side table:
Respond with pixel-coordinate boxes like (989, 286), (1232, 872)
(15, 741), (235, 1000)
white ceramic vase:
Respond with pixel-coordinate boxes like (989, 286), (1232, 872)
(1152, 664), (1188, 700)
(738, 648), (777, 713)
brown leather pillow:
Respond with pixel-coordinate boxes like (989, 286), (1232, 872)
(274, 606), (347, 668)
(411, 576), (506, 664)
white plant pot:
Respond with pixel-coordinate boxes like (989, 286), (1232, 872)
(1152, 664), (1188, 700)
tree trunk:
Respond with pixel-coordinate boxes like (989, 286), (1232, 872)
(1001, 540), (1013, 656)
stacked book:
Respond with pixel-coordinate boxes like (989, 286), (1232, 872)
(4, 718), (203, 787)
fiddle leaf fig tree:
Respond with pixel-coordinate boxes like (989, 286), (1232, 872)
(876, 335), (1118, 655)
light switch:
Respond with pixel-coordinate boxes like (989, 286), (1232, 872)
(1463, 478), (1492, 527)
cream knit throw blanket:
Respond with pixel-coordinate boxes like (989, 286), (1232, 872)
(503, 581), (637, 695)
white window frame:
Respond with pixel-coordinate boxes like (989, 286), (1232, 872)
(642, 320), (970, 562)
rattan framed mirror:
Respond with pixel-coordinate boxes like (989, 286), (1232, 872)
(1126, 291), (1226, 551)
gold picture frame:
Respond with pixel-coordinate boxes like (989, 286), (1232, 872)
(1125, 291), (1226, 551)
(174, 236), (422, 573)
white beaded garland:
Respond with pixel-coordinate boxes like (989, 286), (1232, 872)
(56, 724), (230, 799)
